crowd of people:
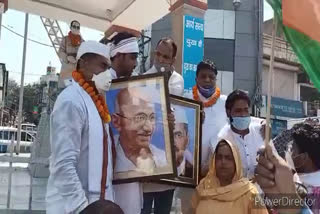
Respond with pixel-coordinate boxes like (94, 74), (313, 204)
(47, 26), (320, 214)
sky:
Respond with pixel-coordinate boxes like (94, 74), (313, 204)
(0, 11), (104, 85)
(0, 1), (274, 85)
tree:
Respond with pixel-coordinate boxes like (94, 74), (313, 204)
(22, 83), (42, 125)
(4, 79), (20, 125)
(4, 79), (42, 126)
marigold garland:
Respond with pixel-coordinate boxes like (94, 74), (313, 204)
(68, 31), (82, 46)
(192, 85), (221, 107)
(72, 70), (111, 123)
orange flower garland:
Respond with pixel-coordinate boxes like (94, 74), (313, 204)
(72, 70), (111, 123)
(68, 31), (82, 46)
(192, 85), (221, 107)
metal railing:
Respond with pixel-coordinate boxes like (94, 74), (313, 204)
(263, 33), (299, 63)
(0, 137), (47, 212)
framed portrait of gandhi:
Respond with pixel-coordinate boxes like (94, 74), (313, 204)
(106, 73), (176, 184)
(161, 95), (202, 187)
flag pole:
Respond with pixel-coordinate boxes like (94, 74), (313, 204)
(16, 13), (29, 154)
(265, 12), (277, 146)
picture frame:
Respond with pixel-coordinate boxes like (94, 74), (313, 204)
(161, 95), (202, 187)
(106, 73), (176, 184)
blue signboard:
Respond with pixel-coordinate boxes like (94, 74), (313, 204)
(271, 119), (287, 138)
(270, 97), (305, 118)
(182, 15), (204, 93)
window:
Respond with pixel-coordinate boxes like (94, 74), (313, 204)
(26, 133), (33, 142)
(9, 131), (17, 141)
(21, 132), (27, 142)
(25, 146), (31, 153)
(3, 131), (8, 140)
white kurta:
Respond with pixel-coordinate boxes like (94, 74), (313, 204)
(46, 80), (114, 214)
(185, 91), (228, 174)
(114, 141), (143, 214)
(217, 122), (264, 179)
(144, 66), (184, 96)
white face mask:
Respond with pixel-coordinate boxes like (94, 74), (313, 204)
(71, 29), (80, 35)
(91, 71), (112, 93)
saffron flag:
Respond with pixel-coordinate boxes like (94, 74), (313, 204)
(283, 0), (320, 43)
(267, 0), (320, 91)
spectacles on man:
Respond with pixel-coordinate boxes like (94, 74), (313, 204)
(72, 25), (80, 30)
(116, 113), (156, 125)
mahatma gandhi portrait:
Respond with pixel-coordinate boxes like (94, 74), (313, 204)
(111, 86), (169, 180)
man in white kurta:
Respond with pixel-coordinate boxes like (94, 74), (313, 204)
(46, 41), (114, 213)
(142, 37), (184, 214)
(101, 33), (143, 214)
(183, 60), (228, 176)
(216, 89), (264, 180)
(144, 37), (184, 96)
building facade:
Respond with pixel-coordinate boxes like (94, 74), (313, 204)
(263, 19), (320, 117)
(149, 0), (264, 98)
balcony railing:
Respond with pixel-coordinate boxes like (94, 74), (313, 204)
(263, 33), (299, 64)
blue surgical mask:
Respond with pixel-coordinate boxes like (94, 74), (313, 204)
(231, 116), (251, 131)
(197, 85), (215, 98)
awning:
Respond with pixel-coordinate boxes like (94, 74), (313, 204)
(8, 0), (172, 32)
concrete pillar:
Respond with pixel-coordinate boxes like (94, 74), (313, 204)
(169, 0), (207, 93)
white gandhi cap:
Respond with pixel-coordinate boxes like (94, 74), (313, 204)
(76, 40), (110, 61)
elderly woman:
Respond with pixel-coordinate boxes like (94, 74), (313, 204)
(192, 139), (268, 214)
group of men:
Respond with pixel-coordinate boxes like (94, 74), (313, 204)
(47, 30), (319, 214)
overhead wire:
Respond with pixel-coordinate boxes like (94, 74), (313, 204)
(1, 25), (53, 48)
(9, 71), (43, 76)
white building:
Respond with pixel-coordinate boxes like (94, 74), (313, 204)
(39, 66), (59, 107)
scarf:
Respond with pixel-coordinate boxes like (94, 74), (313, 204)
(68, 31), (82, 46)
(192, 139), (257, 210)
